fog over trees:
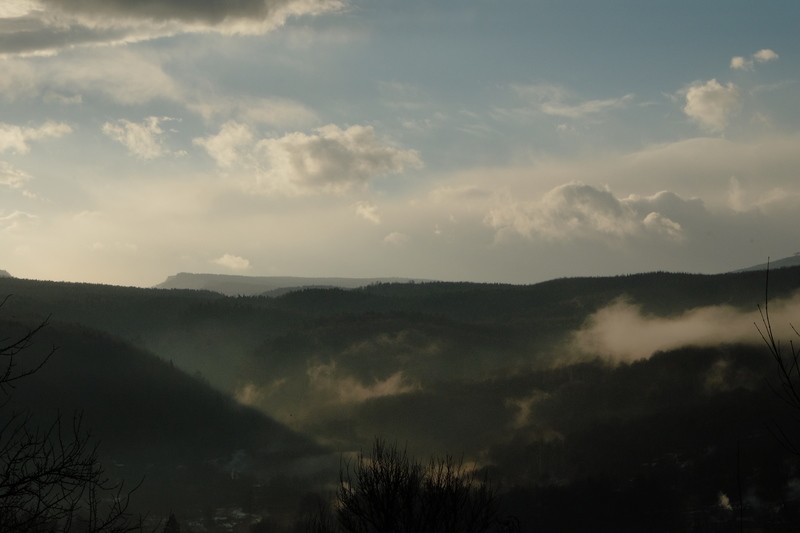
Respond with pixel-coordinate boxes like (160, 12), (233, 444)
(1, 266), (800, 531)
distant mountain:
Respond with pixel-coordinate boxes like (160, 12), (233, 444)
(0, 269), (11, 278)
(156, 272), (428, 296)
(734, 252), (800, 272)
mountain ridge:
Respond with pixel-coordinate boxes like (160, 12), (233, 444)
(156, 272), (431, 296)
(733, 252), (800, 272)
(0, 316), (330, 523)
(4, 265), (800, 529)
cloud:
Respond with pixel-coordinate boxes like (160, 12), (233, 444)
(39, 0), (344, 27)
(194, 121), (254, 168)
(43, 91), (82, 105)
(0, 210), (37, 232)
(235, 379), (287, 407)
(0, 161), (32, 189)
(505, 390), (551, 430)
(212, 253), (251, 271)
(0, 49), (181, 104)
(486, 183), (636, 240)
(429, 185), (491, 203)
(718, 493), (733, 511)
(567, 293), (800, 364)
(0, 2), (38, 18)
(383, 231), (409, 246)
(0, 0), (345, 56)
(102, 116), (178, 159)
(7, 47), (316, 122)
(0, 120), (71, 153)
(196, 123), (421, 195)
(485, 182), (695, 243)
(730, 56), (751, 71)
(512, 84), (634, 119)
(731, 49), (779, 70)
(355, 201), (381, 224)
(682, 79), (741, 132)
(254, 125), (422, 194)
(642, 211), (683, 241)
(753, 48), (779, 63)
(307, 361), (419, 404)
(187, 95), (318, 128)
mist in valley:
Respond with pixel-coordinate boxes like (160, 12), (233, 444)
(3, 0), (800, 531)
(2, 266), (800, 531)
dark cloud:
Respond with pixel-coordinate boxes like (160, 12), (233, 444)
(43, 0), (292, 25)
(0, 18), (128, 55)
(0, 0), (343, 55)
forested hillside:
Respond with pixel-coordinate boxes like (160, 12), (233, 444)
(2, 267), (800, 530)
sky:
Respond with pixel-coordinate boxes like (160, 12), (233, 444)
(1, 0), (799, 287)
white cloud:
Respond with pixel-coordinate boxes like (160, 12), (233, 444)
(196, 123), (421, 195)
(730, 56), (751, 71)
(188, 95), (318, 128)
(307, 361), (419, 404)
(0, 161), (32, 189)
(641, 211), (683, 241)
(753, 48), (779, 62)
(102, 117), (176, 159)
(0, 120), (71, 153)
(0, 49), (181, 104)
(355, 201), (381, 224)
(212, 253), (251, 271)
(485, 182), (695, 242)
(568, 293), (800, 364)
(6, 49), (317, 126)
(52, 50), (181, 105)
(0, 210), (37, 232)
(43, 91), (83, 105)
(194, 121), (255, 168)
(0, 2), (39, 18)
(254, 124), (422, 194)
(512, 84), (634, 119)
(383, 231), (409, 246)
(730, 48), (779, 70)
(682, 79), (740, 132)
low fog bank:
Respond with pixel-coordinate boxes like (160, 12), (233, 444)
(4, 271), (800, 530)
(567, 291), (800, 363)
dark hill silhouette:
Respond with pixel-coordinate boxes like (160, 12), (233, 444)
(0, 317), (329, 524)
(156, 272), (426, 296)
(4, 267), (800, 530)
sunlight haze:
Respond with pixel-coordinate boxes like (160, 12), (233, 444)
(1, 0), (798, 286)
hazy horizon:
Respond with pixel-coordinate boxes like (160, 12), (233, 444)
(2, 1), (799, 287)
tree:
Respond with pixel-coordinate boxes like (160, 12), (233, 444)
(755, 265), (800, 456)
(0, 298), (144, 532)
(306, 438), (519, 533)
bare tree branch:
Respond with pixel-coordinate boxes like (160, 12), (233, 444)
(755, 261), (800, 456)
(0, 296), (148, 532)
(309, 438), (518, 533)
